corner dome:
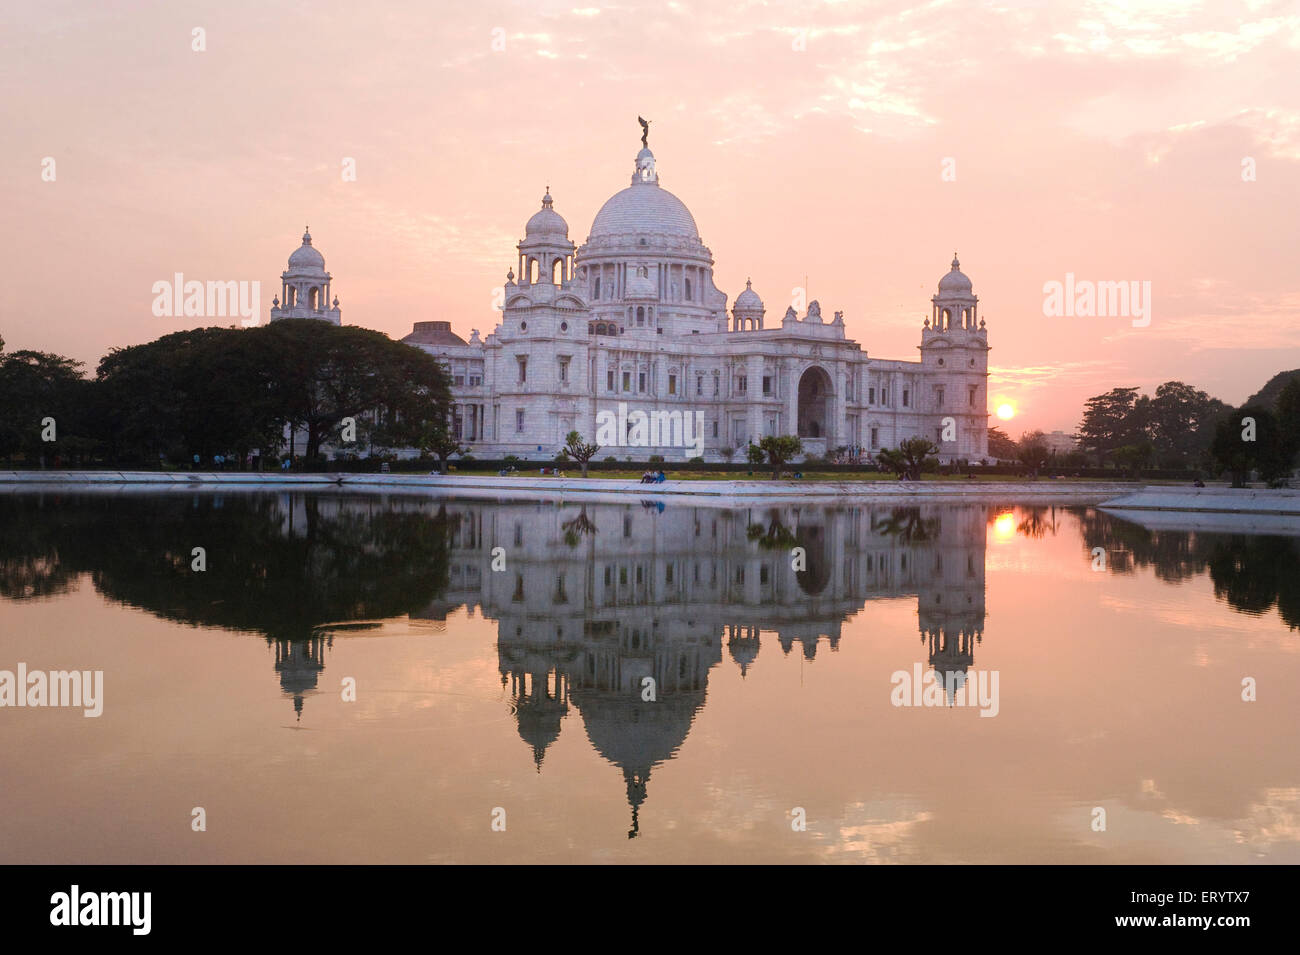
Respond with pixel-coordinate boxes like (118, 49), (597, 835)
(937, 253), (972, 295)
(525, 192), (568, 238)
(734, 279), (762, 310)
(287, 229), (325, 272)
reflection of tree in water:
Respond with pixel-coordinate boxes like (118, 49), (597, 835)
(1081, 510), (1300, 628)
(1204, 536), (1300, 629)
(874, 507), (940, 544)
(1015, 505), (1060, 539)
(1077, 509), (1207, 583)
(0, 495), (103, 599)
(0, 493), (454, 715)
(561, 506), (598, 548)
(745, 509), (797, 549)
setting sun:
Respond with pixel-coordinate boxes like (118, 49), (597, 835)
(996, 403), (1016, 420)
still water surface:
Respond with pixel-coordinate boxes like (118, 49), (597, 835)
(0, 491), (1296, 863)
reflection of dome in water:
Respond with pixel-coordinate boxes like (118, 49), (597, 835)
(572, 688), (706, 839)
(728, 630), (760, 677)
(272, 636), (327, 721)
(515, 697), (566, 769)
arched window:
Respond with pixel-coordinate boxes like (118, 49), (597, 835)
(594, 276), (601, 299)
(286, 287), (296, 306)
(309, 287), (320, 309)
(552, 259), (563, 284)
(636, 306), (645, 326)
(941, 308), (951, 328)
(528, 258), (539, 284)
(685, 278), (693, 301)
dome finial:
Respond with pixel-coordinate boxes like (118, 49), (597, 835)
(638, 115), (651, 148)
(951, 252), (959, 270)
(303, 226), (312, 245)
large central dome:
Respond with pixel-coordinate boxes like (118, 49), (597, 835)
(587, 147), (699, 242)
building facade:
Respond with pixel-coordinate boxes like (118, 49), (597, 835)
(274, 134), (992, 463)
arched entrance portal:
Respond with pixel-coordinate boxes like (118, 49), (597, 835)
(797, 366), (833, 439)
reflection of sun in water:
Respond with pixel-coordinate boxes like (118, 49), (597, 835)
(994, 513), (1015, 538)
(997, 403), (1016, 420)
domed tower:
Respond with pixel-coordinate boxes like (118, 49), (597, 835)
(732, 279), (764, 331)
(517, 191), (576, 287)
(919, 254), (990, 461)
(270, 229), (341, 324)
(575, 126), (728, 337)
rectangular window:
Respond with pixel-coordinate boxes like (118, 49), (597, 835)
(762, 376), (771, 395)
(969, 385), (978, 408)
(696, 376), (703, 396)
(622, 371), (631, 392)
(713, 377), (720, 396)
(517, 357), (527, 384)
(870, 427), (879, 447)
(469, 375), (482, 387)
(712, 420), (719, 438)
(638, 372), (646, 392)
(868, 387), (875, 404)
(453, 375), (465, 387)
(935, 386), (944, 408)
(668, 374), (677, 395)
(902, 388), (909, 407)
(737, 375), (747, 394)
(882, 389), (888, 406)
(558, 357), (570, 383)
(515, 409), (525, 432)
(607, 369), (615, 391)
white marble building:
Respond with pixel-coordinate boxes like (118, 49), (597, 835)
(276, 133), (991, 463)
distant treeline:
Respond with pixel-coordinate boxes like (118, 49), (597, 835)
(991, 378), (1300, 486)
(0, 321), (453, 468)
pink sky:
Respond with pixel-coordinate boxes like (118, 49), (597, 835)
(2, 0), (1297, 434)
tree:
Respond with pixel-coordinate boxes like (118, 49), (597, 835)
(1112, 442), (1154, 476)
(0, 350), (90, 465)
(1017, 430), (1050, 474)
(719, 446), (735, 463)
(260, 320), (451, 463)
(422, 426), (463, 473)
(757, 435), (802, 480)
(987, 425), (1017, 460)
(1077, 387), (1142, 464)
(1147, 381), (1229, 466)
(1210, 405), (1290, 487)
(1276, 378), (1300, 472)
(562, 430), (599, 478)
(745, 442), (765, 466)
(877, 437), (938, 481)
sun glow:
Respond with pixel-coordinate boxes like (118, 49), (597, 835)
(996, 403), (1016, 420)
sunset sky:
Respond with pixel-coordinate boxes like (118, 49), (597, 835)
(2, 0), (1297, 433)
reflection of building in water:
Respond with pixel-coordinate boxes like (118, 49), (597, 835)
(270, 634), (330, 720)
(418, 501), (988, 834)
